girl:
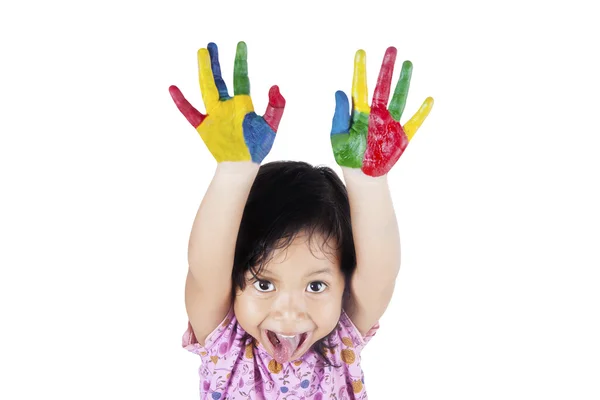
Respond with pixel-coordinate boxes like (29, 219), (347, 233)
(169, 41), (433, 399)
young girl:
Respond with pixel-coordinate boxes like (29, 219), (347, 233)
(169, 41), (433, 399)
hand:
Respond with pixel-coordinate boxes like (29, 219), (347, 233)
(169, 42), (285, 164)
(331, 47), (433, 177)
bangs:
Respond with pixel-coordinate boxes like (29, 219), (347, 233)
(246, 221), (343, 283)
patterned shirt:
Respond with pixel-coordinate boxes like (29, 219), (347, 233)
(182, 308), (379, 399)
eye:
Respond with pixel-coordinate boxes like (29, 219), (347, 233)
(307, 281), (327, 293)
(253, 280), (275, 292)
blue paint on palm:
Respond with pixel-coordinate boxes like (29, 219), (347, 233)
(207, 42), (231, 100)
(331, 90), (350, 135)
(243, 113), (276, 163)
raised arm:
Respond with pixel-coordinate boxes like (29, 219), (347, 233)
(184, 162), (258, 345)
(169, 42), (285, 345)
(330, 47), (433, 335)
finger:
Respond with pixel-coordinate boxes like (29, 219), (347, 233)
(197, 48), (219, 110)
(207, 42), (230, 100)
(263, 85), (286, 132)
(403, 97), (434, 141)
(169, 85), (206, 128)
(372, 46), (397, 107)
(331, 90), (351, 135)
(234, 41), (250, 95)
(352, 50), (370, 113)
(389, 60), (412, 122)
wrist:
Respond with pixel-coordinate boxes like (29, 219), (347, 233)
(214, 161), (260, 182)
(341, 166), (388, 185)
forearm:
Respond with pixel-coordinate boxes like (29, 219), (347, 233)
(342, 167), (401, 288)
(188, 161), (259, 287)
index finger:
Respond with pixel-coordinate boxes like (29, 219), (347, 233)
(372, 46), (397, 107)
(198, 48), (219, 110)
(352, 50), (370, 114)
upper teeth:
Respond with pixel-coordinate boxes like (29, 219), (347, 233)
(279, 334), (296, 338)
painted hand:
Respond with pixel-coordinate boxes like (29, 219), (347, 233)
(169, 42), (285, 164)
(331, 47), (434, 177)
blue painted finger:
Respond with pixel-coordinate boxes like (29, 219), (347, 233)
(331, 90), (350, 135)
(207, 42), (230, 100)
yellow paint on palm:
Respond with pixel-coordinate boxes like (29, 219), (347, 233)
(352, 50), (370, 114)
(196, 95), (254, 162)
(403, 96), (434, 141)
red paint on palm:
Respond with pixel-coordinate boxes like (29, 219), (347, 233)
(362, 104), (409, 177)
(263, 85), (285, 132)
(169, 85), (206, 128)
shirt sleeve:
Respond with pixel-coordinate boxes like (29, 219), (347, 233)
(182, 307), (238, 355)
(335, 309), (379, 351)
(321, 310), (379, 397)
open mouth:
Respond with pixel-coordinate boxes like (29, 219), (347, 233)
(267, 330), (308, 348)
(265, 330), (309, 364)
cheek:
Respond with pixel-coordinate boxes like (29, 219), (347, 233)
(309, 293), (344, 329)
(238, 296), (265, 315)
(234, 289), (269, 331)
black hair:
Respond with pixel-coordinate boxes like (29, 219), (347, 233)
(231, 160), (356, 366)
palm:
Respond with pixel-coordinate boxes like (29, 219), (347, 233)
(331, 110), (368, 168)
(169, 42), (285, 164)
(331, 47), (433, 176)
(197, 97), (255, 161)
(201, 96), (254, 132)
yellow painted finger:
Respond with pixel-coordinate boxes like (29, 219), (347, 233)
(403, 97), (434, 141)
(197, 48), (219, 111)
(352, 50), (370, 114)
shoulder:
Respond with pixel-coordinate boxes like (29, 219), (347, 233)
(182, 307), (249, 356)
(335, 309), (380, 350)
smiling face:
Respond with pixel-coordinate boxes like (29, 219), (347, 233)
(233, 232), (346, 364)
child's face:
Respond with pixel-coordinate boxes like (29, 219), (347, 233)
(234, 233), (345, 364)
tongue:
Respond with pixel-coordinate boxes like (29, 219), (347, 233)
(273, 333), (300, 364)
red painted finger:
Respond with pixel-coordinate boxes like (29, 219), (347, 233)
(371, 47), (397, 107)
(169, 85), (206, 129)
(263, 85), (286, 132)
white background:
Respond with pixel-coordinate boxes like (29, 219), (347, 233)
(1, 0), (599, 398)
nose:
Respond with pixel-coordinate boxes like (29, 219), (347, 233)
(272, 290), (308, 321)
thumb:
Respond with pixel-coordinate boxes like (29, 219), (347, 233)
(169, 85), (206, 129)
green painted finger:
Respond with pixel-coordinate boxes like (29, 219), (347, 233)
(389, 60), (412, 122)
(234, 41), (250, 95)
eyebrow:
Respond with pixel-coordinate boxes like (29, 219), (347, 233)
(250, 268), (333, 280)
(305, 268), (333, 278)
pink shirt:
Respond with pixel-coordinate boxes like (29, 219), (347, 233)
(182, 308), (379, 399)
